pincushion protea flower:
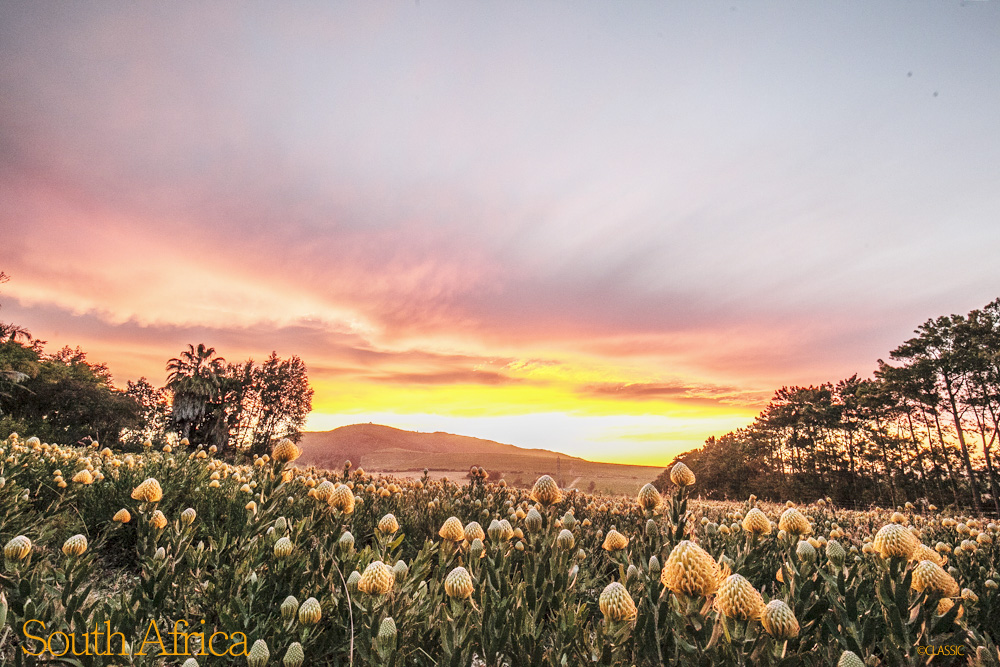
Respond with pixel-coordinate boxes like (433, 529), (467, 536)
(247, 639), (269, 667)
(599, 582), (637, 622)
(912, 560), (960, 597)
(378, 513), (400, 535)
(524, 508), (543, 533)
(910, 543), (944, 566)
(298, 597), (322, 625)
(314, 480), (336, 502)
(530, 475), (562, 506)
(283, 641), (304, 667)
(936, 597), (962, 618)
(439, 517), (465, 542)
(281, 596), (299, 622)
(274, 536), (294, 558)
(602, 528), (628, 552)
(358, 561), (394, 595)
(4, 535), (31, 560)
(393, 559), (409, 582)
(715, 574), (765, 620)
(272, 438), (301, 464)
(637, 483), (662, 510)
(873, 523), (919, 559)
(796, 540), (817, 563)
(376, 617), (398, 656)
(778, 508), (811, 536)
(463, 521), (485, 542)
(669, 462), (696, 487)
(72, 469), (94, 484)
(761, 599), (799, 638)
(329, 485), (355, 514)
(838, 650), (865, 667)
(181, 507), (197, 526)
(150, 510), (168, 530)
(661, 540), (722, 597)
(445, 566), (475, 599)
(113, 509), (131, 523)
(131, 477), (163, 503)
(742, 508), (771, 535)
(826, 539), (846, 566)
(62, 534), (88, 556)
(557, 529), (576, 550)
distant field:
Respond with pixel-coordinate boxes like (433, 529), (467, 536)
(297, 423), (664, 496)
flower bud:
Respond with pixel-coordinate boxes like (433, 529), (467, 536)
(298, 597), (322, 625)
(247, 639), (269, 667)
(280, 596), (299, 622)
(283, 641), (304, 667)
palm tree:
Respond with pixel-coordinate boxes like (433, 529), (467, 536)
(166, 344), (226, 441)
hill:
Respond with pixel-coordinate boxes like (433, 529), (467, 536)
(297, 424), (664, 496)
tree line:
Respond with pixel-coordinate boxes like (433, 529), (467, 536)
(659, 298), (1000, 515)
(0, 272), (312, 454)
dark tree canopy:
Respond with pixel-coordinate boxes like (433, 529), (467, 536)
(661, 298), (1000, 514)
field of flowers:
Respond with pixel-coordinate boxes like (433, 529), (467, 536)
(1, 433), (998, 666)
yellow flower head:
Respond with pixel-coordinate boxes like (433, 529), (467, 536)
(358, 561), (394, 595)
(72, 470), (94, 485)
(297, 597), (322, 625)
(912, 560), (960, 597)
(661, 540), (722, 597)
(669, 462), (696, 487)
(557, 529), (576, 550)
(280, 596), (299, 622)
(4, 535), (31, 561)
(464, 521), (485, 542)
(714, 573), (765, 620)
(910, 543), (944, 566)
(131, 478), (163, 503)
(602, 528), (629, 552)
(761, 599), (799, 639)
(150, 510), (168, 530)
(444, 566), (475, 599)
(936, 597), (962, 618)
(439, 517), (465, 542)
(283, 642), (305, 667)
(599, 582), (637, 622)
(378, 513), (400, 535)
(62, 534), (88, 557)
(637, 483), (662, 510)
(274, 536), (294, 559)
(314, 480), (336, 502)
(530, 475), (562, 506)
(778, 508), (811, 536)
(113, 509), (131, 524)
(329, 485), (355, 514)
(742, 508), (771, 535)
(873, 523), (919, 559)
(272, 438), (301, 464)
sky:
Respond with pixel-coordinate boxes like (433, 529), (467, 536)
(2, 2), (999, 466)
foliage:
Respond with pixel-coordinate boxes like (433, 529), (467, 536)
(0, 435), (997, 666)
(667, 298), (1000, 514)
(166, 346), (314, 453)
(0, 343), (140, 445)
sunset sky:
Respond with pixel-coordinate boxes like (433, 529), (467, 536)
(2, 2), (999, 466)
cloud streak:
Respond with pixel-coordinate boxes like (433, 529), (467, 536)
(2, 2), (999, 464)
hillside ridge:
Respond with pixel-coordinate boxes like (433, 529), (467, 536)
(297, 423), (664, 495)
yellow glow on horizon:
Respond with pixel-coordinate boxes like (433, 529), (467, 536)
(305, 409), (752, 467)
